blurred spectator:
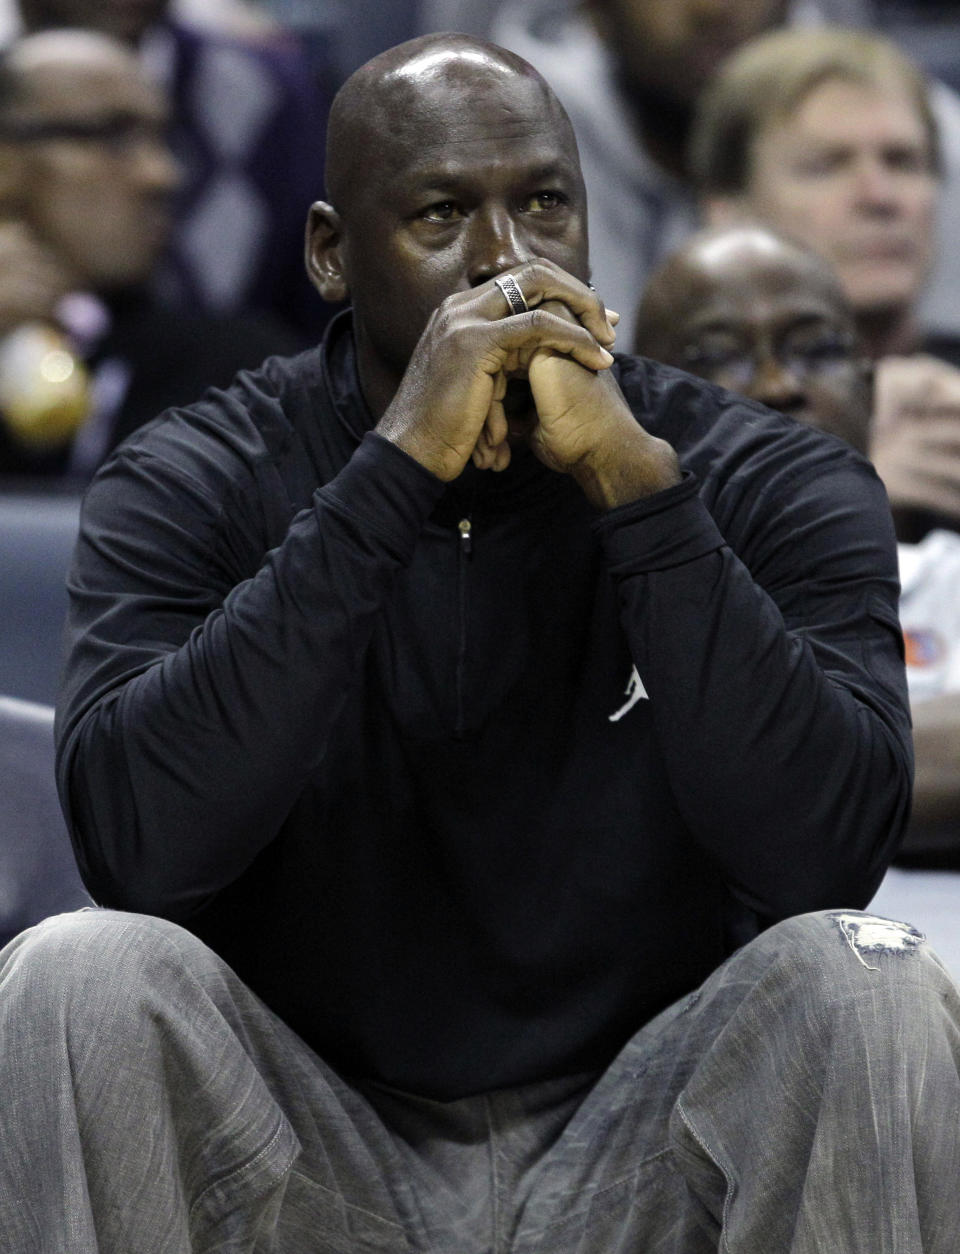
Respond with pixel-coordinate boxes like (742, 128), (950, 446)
(260, 0), (418, 79)
(635, 223), (960, 861)
(691, 28), (938, 360)
(174, 0), (281, 40)
(418, 0), (502, 39)
(6, 0), (336, 339)
(691, 25), (960, 542)
(493, 0), (790, 344)
(635, 223), (873, 450)
(493, 0), (960, 348)
(0, 29), (299, 481)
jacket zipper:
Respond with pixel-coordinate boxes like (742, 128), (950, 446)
(455, 516), (472, 736)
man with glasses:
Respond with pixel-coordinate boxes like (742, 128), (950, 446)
(634, 224), (873, 454)
(0, 29), (296, 477)
(635, 221), (960, 864)
(9, 0), (335, 337)
(691, 25), (960, 546)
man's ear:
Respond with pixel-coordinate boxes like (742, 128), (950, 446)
(305, 201), (348, 303)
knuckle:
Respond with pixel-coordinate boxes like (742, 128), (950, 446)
(429, 302), (457, 339)
(527, 258), (555, 287)
(515, 257), (544, 277)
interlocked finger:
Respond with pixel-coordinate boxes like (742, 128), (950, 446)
(474, 260), (616, 349)
(494, 273), (529, 317)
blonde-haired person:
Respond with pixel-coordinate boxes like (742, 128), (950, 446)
(690, 25), (960, 543)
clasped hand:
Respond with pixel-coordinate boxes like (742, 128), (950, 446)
(376, 259), (681, 507)
(872, 354), (960, 526)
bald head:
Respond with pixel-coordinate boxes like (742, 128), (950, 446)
(0, 27), (142, 111)
(306, 32), (589, 418)
(635, 225), (872, 453)
(0, 29), (179, 291)
(325, 33), (575, 215)
(636, 226), (848, 356)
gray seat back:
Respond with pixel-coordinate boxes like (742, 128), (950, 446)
(0, 695), (92, 948)
(0, 491), (81, 705)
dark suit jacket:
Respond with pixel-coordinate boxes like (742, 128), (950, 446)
(0, 292), (302, 480)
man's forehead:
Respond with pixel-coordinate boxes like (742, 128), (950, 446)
(694, 230), (799, 275)
(392, 133), (577, 181)
(365, 96), (576, 197)
(12, 67), (165, 127)
(6, 36), (163, 119)
(378, 70), (561, 147)
(327, 35), (580, 212)
(696, 235), (840, 295)
(670, 238), (843, 318)
(688, 276), (849, 332)
(777, 77), (927, 137)
(397, 40), (555, 118)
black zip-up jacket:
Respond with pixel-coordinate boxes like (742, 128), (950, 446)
(56, 313), (912, 1099)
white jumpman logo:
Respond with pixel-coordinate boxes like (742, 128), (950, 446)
(608, 664), (648, 722)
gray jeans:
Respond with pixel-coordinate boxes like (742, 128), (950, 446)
(1, 907), (958, 1252)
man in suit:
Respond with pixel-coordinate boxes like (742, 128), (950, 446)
(0, 29), (297, 479)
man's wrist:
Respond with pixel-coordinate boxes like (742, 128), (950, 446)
(573, 424), (682, 510)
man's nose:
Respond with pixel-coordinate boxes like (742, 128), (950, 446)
(467, 206), (531, 286)
(747, 353), (807, 413)
(134, 136), (183, 195)
(852, 156), (899, 212)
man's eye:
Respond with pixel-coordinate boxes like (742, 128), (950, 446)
(524, 190), (565, 212)
(683, 343), (742, 373)
(884, 147), (930, 175)
(787, 334), (856, 370)
(421, 202), (461, 223)
(793, 151), (846, 178)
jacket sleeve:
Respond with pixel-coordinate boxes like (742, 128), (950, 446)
(55, 428), (444, 919)
(593, 460), (913, 919)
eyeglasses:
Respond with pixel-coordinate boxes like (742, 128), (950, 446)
(682, 330), (859, 392)
(0, 112), (168, 157)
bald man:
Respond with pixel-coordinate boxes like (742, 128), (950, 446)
(634, 225), (873, 454)
(2, 33), (956, 1254)
(0, 30), (299, 478)
(635, 223), (960, 864)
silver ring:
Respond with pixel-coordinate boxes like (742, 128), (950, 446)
(494, 273), (529, 317)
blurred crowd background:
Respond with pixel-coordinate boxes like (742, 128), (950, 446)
(1, 0), (959, 485)
(0, 0), (958, 871)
